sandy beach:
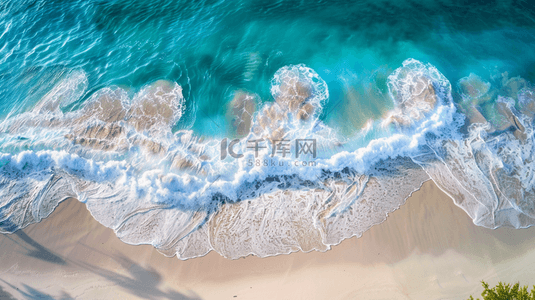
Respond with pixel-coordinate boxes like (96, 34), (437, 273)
(1, 180), (535, 299)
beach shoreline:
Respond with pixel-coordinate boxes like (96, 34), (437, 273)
(1, 180), (535, 299)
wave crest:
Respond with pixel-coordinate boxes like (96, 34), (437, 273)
(2, 59), (535, 259)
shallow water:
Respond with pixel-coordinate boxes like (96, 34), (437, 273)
(2, 0), (535, 259)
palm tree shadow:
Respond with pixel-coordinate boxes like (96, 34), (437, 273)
(18, 284), (71, 300)
(0, 279), (73, 300)
(0, 284), (17, 300)
(13, 231), (66, 265)
(79, 258), (202, 300)
(72, 243), (200, 300)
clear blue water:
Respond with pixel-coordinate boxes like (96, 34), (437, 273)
(2, 0), (535, 135)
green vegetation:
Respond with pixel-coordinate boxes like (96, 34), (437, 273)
(469, 281), (535, 300)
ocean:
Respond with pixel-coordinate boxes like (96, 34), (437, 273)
(1, 0), (535, 259)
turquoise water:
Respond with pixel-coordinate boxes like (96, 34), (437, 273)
(3, 1), (535, 259)
(2, 0), (535, 136)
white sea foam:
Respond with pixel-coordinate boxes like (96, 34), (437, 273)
(1, 59), (535, 259)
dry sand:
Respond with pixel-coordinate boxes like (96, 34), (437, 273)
(1, 180), (535, 299)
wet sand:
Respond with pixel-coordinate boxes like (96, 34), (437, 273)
(1, 180), (535, 299)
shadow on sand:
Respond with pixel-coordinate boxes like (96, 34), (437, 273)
(14, 231), (67, 265)
(74, 243), (202, 300)
(0, 278), (72, 300)
(2, 230), (66, 265)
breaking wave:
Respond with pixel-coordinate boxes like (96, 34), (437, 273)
(1, 58), (535, 259)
